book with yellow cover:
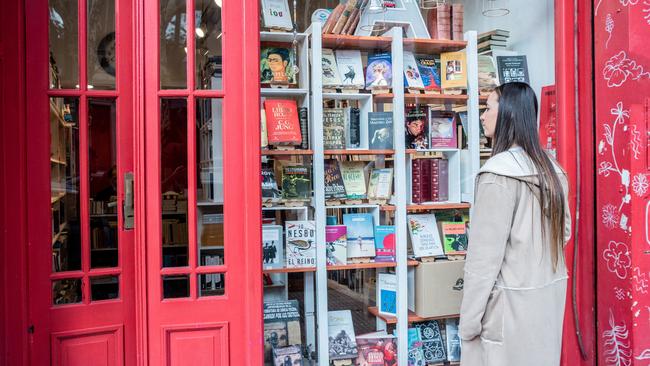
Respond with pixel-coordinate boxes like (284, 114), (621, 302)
(440, 51), (467, 91)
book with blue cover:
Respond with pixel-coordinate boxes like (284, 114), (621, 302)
(377, 272), (397, 316)
(416, 55), (442, 93)
(365, 52), (393, 89)
(343, 213), (376, 259)
(374, 225), (395, 262)
(408, 328), (426, 366)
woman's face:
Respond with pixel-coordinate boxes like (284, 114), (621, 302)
(481, 91), (499, 138)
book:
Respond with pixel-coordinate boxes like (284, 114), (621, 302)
(346, 107), (361, 148)
(377, 272), (397, 316)
(339, 161), (367, 200)
(374, 225), (396, 262)
(446, 318), (462, 362)
(261, 47), (297, 85)
(366, 53), (392, 89)
(407, 214), (444, 258)
(343, 213), (376, 258)
(332, 0), (359, 34)
(431, 158), (449, 202)
(273, 345), (303, 366)
(435, 4), (452, 40)
(264, 99), (301, 145)
(441, 221), (468, 255)
(281, 166), (311, 200)
(405, 106), (429, 149)
(261, 0), (293, 31)
(497, 55), (530, 84)
(298, 107), (309, 149)
(326, 225), (347, 265)
(323, 108), (346, 149)
(429, 111), (457, 148)
(368, 112), (393, 149)
(451, 4), (464, 41)
(416, 56), (442, 93)
(322, 48), (342, 87)
(324, 159), (347, 200)
(335, 50), (365, 89)
(478, 29), (511, 40)
(411, 159), (428, 204)
(322, 3), (345, 34)
(355, 332), (398, 365)
(261, 166), (281, 200)
(403, 51), (425, 89)
(261, 108), (269, 148)
(415, 320), (447, 364)
(264, 300), (302, 363)
(408, 328), (426, 366)
(328, 310), (358, 360)
(367, 168), (393, 201)
(478, 39), (508, 49)
(262, 225), (284, 269)
(478, 55), (499, 95)
(285, 221), (316, 268)
(440, 51), (467, 91)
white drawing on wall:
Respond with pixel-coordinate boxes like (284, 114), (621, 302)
(629, 125), (642, 159)
(603, 309), (632, 366)
(636, 349), (650, 360)
(644, 1), (650, 24)
(632, 173), (649, 197)
(603, 51), (650, 87)
(646, 201), (650, 246)
(620, 0), (639, 5)
(602, 204), (620, 229)
(619, 213), (629, 231)
(614, 287), (627, 300)
(602, 241), (632, 279)
(606, 14), (615, 48)
(632, 267), (648, 294)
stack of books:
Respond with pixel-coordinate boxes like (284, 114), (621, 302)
(427, 3), (464, 40)
(478, 29), (510, 55)
(411, 158), (449, 204)
(322, 0), (368, 35)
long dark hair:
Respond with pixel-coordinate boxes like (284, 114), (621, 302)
(492, 82), (566, 271)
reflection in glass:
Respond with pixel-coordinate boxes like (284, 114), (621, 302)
(89, 99), (118, 268)
(87, 0), (116, 89)
(91, 276), (119, 301)
(195, 0), (222, 89)
(49, 0), (79, 89)
(163, 275), (190, 298)
(161, 99), (188, 267)
(160, 0), (187, 89)
(51, 97), (81, 272)
(52, 279), (82, 305)
(199, 273), (225, 297)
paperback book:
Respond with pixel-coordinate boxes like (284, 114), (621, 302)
(367, 168), (393, 201)
(415, 320), (447, 363)
(374, 225), (396, 262)
(497, 55), (530, 84)
(261, 166), (281, 200)
(355, 332), (398, 366)
(366, 53), (392, 90)
(261, 0), (293, 31)
(324, 159), (347, 200)
(281, 166), (311, 200)
(263, 300), (301, 363)
(285, 221), (316, 268)
(446, 318), (462, 362)
(328, 310), (358, 360)
(429, 111), (457, 148)
(323, 108), (346, 149)
(441, 221), (468, 255)
(326, 225), (347, 266)
(262, 225), (284, 269)
(339, 161), (367, 200)
(368, 112), (393, 149)
(261, 47), (297, 85)
(405, 106), (429, 149)
(346, 107), (361, 148)
(273, 345), (303, 366)
(343, 213), (376, 258)
(407, 214), (445, 258)
(264, 99), (301, 145)
(376, 272), (397, 316)
(335, 50), (365, 88)
(403, 51), (425, 89)
(408, 328), (426, 366)
(321, 48), (342, 87)
(416, 56), (442, 93)
(478, 55), (499, 95)
(440, 51), (467, 91)
(298, 107), (309, 149)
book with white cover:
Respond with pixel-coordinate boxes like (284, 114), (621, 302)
(403, 51), (425, 89)
(335, 50), (365, 89)
(322, 48), (342, 87)
(407, 214), (444, 258)
(261, 0), (293, 30)
(328, 310), (358, 360)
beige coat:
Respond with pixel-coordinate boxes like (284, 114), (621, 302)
(459, 147), (572, 366)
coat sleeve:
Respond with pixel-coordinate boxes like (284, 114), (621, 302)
(459, 173), (516, 341)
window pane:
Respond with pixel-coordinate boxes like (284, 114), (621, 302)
(161, 98), (188, 267)
(89, 98), (118, 268)
(87, 0), (116, 89)
(199, 273), (225, 297)
(160, 0), (187, 89)
(163, 275), (190, 298)
(195, 0), (222, 90)
(91, 275), (119, 301)
(49, 0), (79, 89)
(51, 97), (81, 272)
(52, 279), (82, 305)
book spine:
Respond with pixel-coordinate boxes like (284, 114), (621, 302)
(430, 159), (440, 202)
(422, 158), (432, 202)
(261, 108), (268, 148)
(348, 108), (360, 148)
(411, 159), (423, 204)
(452, 4), (464, 41)
(332, 0), (358, 35)
(427, 7), (439, 40)
(298, 107), (309, 149)
(438, 158), (449, 202)
(323, 4), (344, 34)
(341, 8), (358, 35)
(437, 4), (451, 40)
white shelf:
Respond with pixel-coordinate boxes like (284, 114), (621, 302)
(324, 204), (380, 210)
(260, 31), (307, 43)
(260, 88), (309, 97)
(322, 92), (372, 101)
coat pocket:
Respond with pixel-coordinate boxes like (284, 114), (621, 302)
(481, 286), (504, 343)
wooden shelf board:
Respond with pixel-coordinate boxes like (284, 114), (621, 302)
(322, 34), (391, 50)
(324, 149), (394, 155)
(479, 95), (489, 103)
(260, 88), (309, 97)
(261, 149), (313, 155)
(368, 306), (460, 324)
(374, 93), (468, 104)
(380, 205), (396, 211)
(403, 38), (468, 54)
(407, 203), (471, 211)
(263, 267), (316, 274)
(260, 31), (307, 43)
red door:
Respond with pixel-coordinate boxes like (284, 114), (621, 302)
(142, 0), (262, 365)
(26, 0), (137, 365)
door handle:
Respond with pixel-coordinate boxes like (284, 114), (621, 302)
(123, 172), (134, 230)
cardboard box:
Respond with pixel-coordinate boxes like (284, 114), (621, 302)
(413, 260), (465, 318)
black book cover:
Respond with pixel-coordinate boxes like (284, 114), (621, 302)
(324, 159), (347, 200)
(368, 112), (393, 149)
(298, 107), (309, 149)
(348, 107), (361, 148)
(261, 166), (281, 199)
(496, 55), (530, 84)
(282, 166), (312, 200)
(323, 108), (346, 149)
(405, 106), (429, 149)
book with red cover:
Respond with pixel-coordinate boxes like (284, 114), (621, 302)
(436, 4), (452, 40)
(430, 158), (449, 202)
(264, 99), (301, 146)
(451, 4), (464, 41)
(411, 159), (424, 204)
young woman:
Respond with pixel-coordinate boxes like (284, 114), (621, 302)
(459, 82), (572, 366)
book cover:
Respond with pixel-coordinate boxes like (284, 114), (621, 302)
(281, 166), (311, 200)
(332, 0), (359, 34)
(441, 221), (468, 255)
(446, 318), (462, 362)
(368, 112), (393, 149)
(497, 55), (530, 84)
(367, 168), (393, 201)
(273, 345), (303, 366)
(408, 328), (426, 366)
(415, 320), (447, 363)
(436, 4), (452, 40)
(298, 107), (309, 149)
(323, 108), (346, 149)
(261, 0), (293, 31)
(374, 225), (395, 262)
(478, 55), (499, 95)
(261, 108), (269, 148)
(322, 48), (342, 86)
(261, 166), (281, 199)
(328, 310), (358, 360)
(407, 214), (444, 258)
(324, 159), (347, 200)
(346, 107), (361, 148)
(335, 50), (365, 88)
(343, 213), (376, 258)
(403, 51), (425, 89)
(262, 225), (284, 269)
(416, 56), (442, 92)
(261, 47), (297, 85)
(322, 3), (345, 34)
(440, 51), (467, 90)
(339, 161), (367, 200)
(326, 225), (347, 266)
(429, 111), (457, 148)
(285, 221), (316, 268)
(264, 99), (301, 145)
(355, 332), (398, 366)
(264, 300), (301, 363)
(365, 53), (392, 89)
(405, 106), (429, 149)
(377, 272), (397, 316)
